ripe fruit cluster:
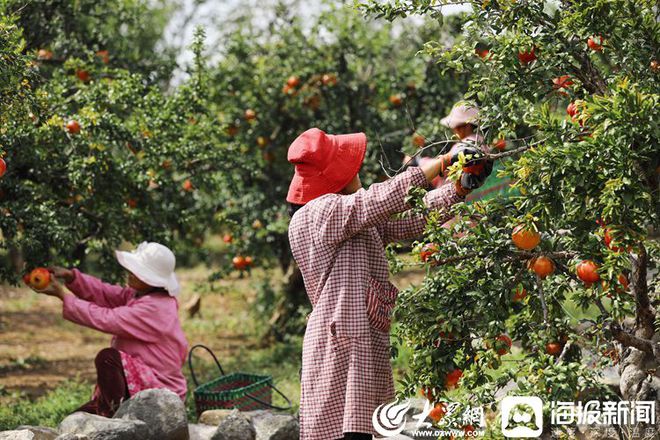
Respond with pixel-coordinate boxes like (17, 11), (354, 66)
(518, 47), (537, 65)
(444, 368), (463, 389)
(66, 120), (81, 134)
(603, 274), (629, 298)
(462, 161), (485, 176)
(566, 102), (579, 118)
(429, 403), (447, 423)
(76, 69), (91, 82)
(96, 50), (110, 64)
(512, 286), (527, 302)
(23, 268), (51, 290)
(493, 138), (506, 151)
(545, 341), (562, 356)
(475, 47), (490, 60)
(552, 75), (573, 90)
(420, 243), (439, 264)
(412, 133), (425, 148)
(511, 225), (540, 250)
(182, 179), (194, 192)
(232, 255), (254, 271)
(587, 35), (603, 52)
(528, 256), (555, 279)
(493, 334), (512, 356)
(389, 94), (403, 107)
(576, 260), (600, 286)
(566, 100), (588, 127)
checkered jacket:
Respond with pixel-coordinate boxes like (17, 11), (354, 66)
(288, 166), (464, 439)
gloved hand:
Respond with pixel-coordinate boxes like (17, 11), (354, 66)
(443, 142), (493, 191)
(459, 160), (493, 190)
(443, 144), (482, 168)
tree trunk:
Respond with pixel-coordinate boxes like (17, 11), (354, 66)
(73, 242), (87, 269)
(9, 244), (24, 275)
(617, 245), (659, 439)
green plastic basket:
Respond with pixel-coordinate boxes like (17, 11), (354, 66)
(188, 344), (292, 417)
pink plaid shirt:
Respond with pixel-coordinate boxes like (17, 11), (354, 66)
(288, 166), (463, 439)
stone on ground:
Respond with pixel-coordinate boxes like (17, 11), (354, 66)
(113, 388), (188, 440)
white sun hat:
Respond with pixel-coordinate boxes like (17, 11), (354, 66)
(115, 242), (181, 296)
(441, 102), (480, 129)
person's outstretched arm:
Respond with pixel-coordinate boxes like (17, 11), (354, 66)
(30, 278), (161, 341)
(62, 294), (165, 342)
(378, 181), (466, 243)
(379, 145), (493, 243)
(306, 150), (471, 246)
(51, 267), (133, 308)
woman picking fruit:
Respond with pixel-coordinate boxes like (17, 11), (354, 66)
(26, 242), (188, 417)
(286, 128), (491, 440)
(403, 102), (489, 189)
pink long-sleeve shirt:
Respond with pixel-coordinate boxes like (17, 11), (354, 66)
(62, 269), (188, 400)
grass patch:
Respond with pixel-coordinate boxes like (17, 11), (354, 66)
(0, 379), (91, 430)
(0, 356), (48, 375)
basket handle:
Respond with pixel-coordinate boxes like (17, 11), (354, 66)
(187, 344), (225, 387)
(244, 382), (293, 411)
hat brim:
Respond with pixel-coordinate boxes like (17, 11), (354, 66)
(286, 133), (367, 204)
(115, 250), (181, 296)
(441, 111), (479, 129)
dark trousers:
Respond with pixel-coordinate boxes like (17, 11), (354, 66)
(75, 348), (129, 417)
(335, 434), (372, 440)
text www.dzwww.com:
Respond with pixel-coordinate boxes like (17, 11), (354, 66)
(407, 429), (484, 438)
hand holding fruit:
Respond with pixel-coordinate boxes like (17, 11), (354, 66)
(458, 163), (492, 190)
(418, 144), (491, 194)
(24, 269), (66, 299)
(30, 277), (66, 299)
(47, 266), (75, 284)
(34, 278), (67, 299)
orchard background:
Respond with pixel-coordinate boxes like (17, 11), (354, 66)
(0, 0), (658, 438)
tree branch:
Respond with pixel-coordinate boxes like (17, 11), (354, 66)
(518, 250), (576, 259)
(536, 274), (550, 328)
(610, 323), (656, 357)
(484, 143), (533, 160)
(556, 342), (572, 364)
(425, 252), (479, 267)
(564, 37), (608, 96)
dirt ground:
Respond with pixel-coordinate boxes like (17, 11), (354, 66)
(0, 282), (103, 401)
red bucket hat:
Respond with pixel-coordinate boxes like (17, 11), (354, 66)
(286, 128), (367, 204)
